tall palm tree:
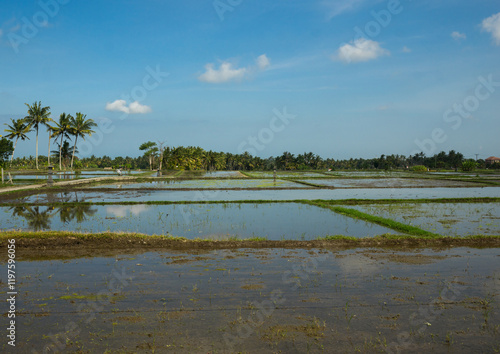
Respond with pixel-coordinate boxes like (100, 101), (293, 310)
(24, 101), (52, 169)
(69, 112), (97, 169)
(46, 123), (57, 167)
(51, 113), (73, 170)
(3, 118), (32, 162)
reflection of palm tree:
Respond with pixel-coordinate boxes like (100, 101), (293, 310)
(57, 202), (97, 223)
(58, 205), (74, 223)
(11, 206), (54, 231)
(71, 204), (97, 223)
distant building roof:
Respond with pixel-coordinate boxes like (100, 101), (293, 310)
(485, 156), (500, 162)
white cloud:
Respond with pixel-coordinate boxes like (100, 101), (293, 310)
(256, 54), (271, 70)
(482, 12), (500, 45)
(128, 101), (152, 114)
(402, 46), (412, 53)
(323, 0), (365, 19)
(335, 38), (389, 63)
(198, 54), (270, 84)
(451, 31), (466, 41)
(105, 99), (151, 114)
(198, 62), (247, 84)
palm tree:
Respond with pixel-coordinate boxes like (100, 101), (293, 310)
(69, 113), (97, 169)
(52, 141), (77, 169)
(3, 118), (32, 162)
(46, 123), (57, 167)
(51, 113), (73, 170)
(24, 101), (52, 169)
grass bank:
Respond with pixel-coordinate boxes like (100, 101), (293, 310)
(307, 201), (440, 237)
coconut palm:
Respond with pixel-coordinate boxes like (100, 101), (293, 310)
(23, 101), (52, 169)
(51, 113), (73, 170)
(51, 141), (77, 169)
(46, 123), (57, 167)
(3, 118), (32, 162)
(69, 113), (97, 169)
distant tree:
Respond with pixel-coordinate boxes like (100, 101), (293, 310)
(139, 141), (158, 170)
(461, 160), (476, 172)
(3, 118), (32, 162)
(52, 141), (77, 168)
(51, 113), (73, 170)
(69, 113), (97, 169)
(23, 101), (52, 169)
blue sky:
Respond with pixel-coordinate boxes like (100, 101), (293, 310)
(1, 0), (499, 160)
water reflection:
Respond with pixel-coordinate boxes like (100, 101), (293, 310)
(9, 203), (97, 231)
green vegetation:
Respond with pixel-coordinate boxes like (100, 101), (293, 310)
(462, 160), (477, 172)
(0, 137), (14, 167)
(23, 101), (52, 170)
(410, 165), (427, 172)
(69, 113), (97, 169)
(3, 118), (31, 162)
(307, 201), (440, 237)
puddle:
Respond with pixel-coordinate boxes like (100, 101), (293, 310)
(0, 202), (396, 238)
(91, 178), (307, 189)
(350, 203), (500, 236)
(2, 247), (498, 353)
(302, 178), (486, 188)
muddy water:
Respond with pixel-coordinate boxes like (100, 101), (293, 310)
(2, 247), (498, 353)
(351, 203), (500, 236)
(0, 203), (396, 238)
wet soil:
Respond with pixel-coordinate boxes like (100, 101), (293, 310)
(1, 232), (499, 261)
(1, 247), (498, 353)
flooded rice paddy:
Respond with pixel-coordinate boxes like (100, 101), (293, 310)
(1, 170), (499, 352)
(1, 247), (498, 353)
(0, 203), (396, 238)
(4, 186), (499, 204)
(90, 178), (308, 189)
(302, 178), (487, 188)
(350, 203), (500, 236)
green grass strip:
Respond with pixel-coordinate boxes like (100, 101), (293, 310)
(307, 201), (440, 237)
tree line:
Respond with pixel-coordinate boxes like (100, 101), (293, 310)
(1, 105), (492, 171)
(6, 146), (484, 171)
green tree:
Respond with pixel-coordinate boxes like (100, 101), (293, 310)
(461, 160), (476, 172)
(69, 113), (97, 169)
(23, 101), (52, 169)
(3, 118), (32, 162)
(51, 113), (73, 170)
(0, 137), (14, 168)
(139, 141), (158, 170)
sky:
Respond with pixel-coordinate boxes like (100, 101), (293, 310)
(1, 0), (499, 160)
